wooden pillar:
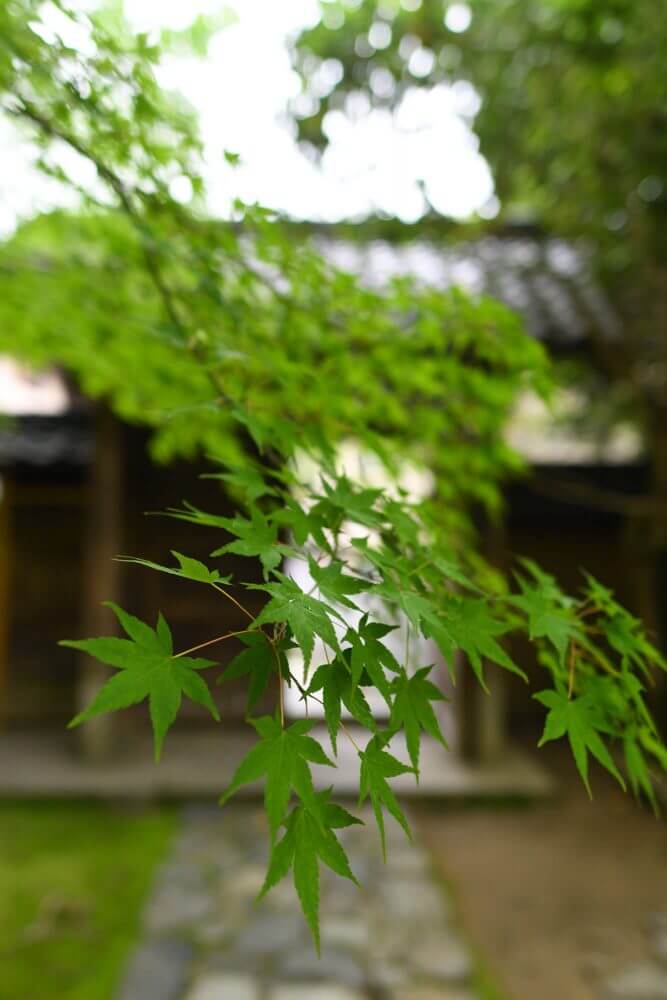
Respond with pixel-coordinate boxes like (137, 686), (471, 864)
(0, 475), (11, 728)
(457, 657), (506, 762)
(76, 407), (123, 761)
(456, 516), (508, 763)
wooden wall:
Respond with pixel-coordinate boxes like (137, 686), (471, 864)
(4, 472), (84, 722)
(503, 464), (647, 734)
(3, 420), (268, 727)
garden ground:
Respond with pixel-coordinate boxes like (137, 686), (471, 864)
(0, 800), (175, 1000)
(415, 742), (667, 1000)
(1, 743), (665, 1000)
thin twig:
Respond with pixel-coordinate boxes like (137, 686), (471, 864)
(174, 630), (245, 658)
(211, 583), (256, 622)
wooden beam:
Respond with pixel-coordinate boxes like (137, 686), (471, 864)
(76, 407), (123, 761)
(11, 484), (85, 507)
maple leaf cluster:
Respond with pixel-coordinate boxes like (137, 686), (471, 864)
(65, 481), (667, 944)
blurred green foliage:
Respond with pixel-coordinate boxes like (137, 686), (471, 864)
(294, 0), (667, 431)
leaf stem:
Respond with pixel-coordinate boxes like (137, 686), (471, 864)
(267, 635), (286, 729)
(174, 630), (246, 658)
(212, 583), (256, 622)
(584, 641), (621, 677)
(576, 602), (599, 619)
(290, 672), (363, 753)
(279, 666), (285, 728)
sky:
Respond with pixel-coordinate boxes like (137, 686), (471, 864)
(0, 0), (495, 235)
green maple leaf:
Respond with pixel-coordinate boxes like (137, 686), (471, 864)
(623, 732), (657, 812)
(313, 475), (383, 529)
(534, 689), (625, 795)
(211, 506), (281, 576)
(202, 464), (278, 503)
(431, 554), (483, 593)
(381, 497), (422, 548)
(219, 717), (334, 838)
(358, 736), (413, 857)
(351, 536), (401, 576)
(258, 790), (361, 950)
(389, 666), (448, 774)
(273, 497), (328, 548)
(604, 614), (641, 662)
(62, 603), (219, 760)
(582, 572), (618, 615)
(162, 501), (235, 529)
(117, 550), (232, 585)
(602, 611), (666, 676)
(218, 632), (283, 712)
(427, 598), (525, 689)
(399, 591), (440, 632)
(252, 575), (342, 671)
(510, 577), (581, 664)
(346, 616), (400, 703)
(308, 557), (367, 609)
(518, 559), (570, 603)
(309, 661), (344, 754)
(309, 654), (377, 753)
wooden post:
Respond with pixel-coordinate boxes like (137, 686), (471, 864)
(0, 475), (11, 728)
(456, 516), (508, 763)
(76, 407), (123, 761)
(457, 657), (506, 762)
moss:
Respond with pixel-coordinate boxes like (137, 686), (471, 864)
(0, 799), (176, 1000)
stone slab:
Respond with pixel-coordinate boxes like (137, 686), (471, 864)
(186, 973), (259, 1000)
(118, 938), (193, 1000)
(270, 987), (366, 1000)
(603, 961), (667, 1000)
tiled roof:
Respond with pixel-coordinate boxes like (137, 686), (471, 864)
(317, 235), (621, 346)
(0, 358), (90, 468)
(0, 414), (92, 468)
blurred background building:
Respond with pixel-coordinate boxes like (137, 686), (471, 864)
(0, 224), (649, 775)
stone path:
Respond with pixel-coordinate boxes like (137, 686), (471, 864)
(601, 911), (667, 1000)
(118, 804), (483, 1000)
